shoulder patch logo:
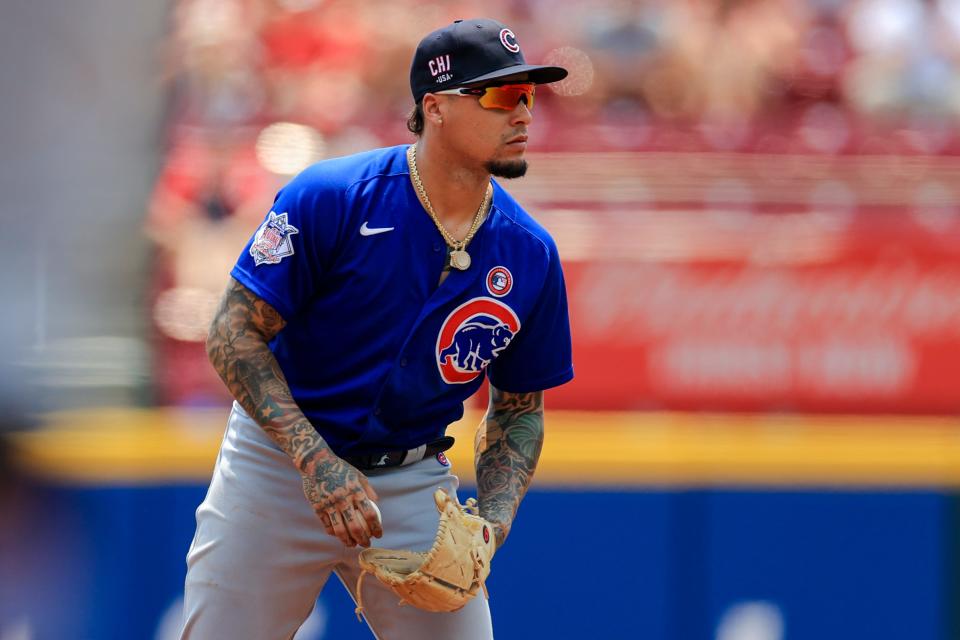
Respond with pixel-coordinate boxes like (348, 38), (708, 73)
(436, 451), (450, 467)
(486, 267), (513, 297)
(436, 297), (521, 384)
(250, 211), (299, 266)
(499, 29), (520, 54)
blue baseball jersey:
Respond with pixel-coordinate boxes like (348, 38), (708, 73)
(230, 144), (573, 457)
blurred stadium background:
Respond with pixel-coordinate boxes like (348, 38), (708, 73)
(3, 0), (960, 638)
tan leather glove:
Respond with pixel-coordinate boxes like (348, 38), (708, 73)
(355, 488), (496, 616)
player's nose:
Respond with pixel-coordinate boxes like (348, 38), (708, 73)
(510, 100), (532, 126)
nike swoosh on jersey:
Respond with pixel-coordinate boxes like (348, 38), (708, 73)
(359, 221), (395, 236)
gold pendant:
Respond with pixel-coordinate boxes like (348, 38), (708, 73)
(449, 249), (471, 271)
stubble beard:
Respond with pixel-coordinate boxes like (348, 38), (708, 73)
(485, 158), (528, 179)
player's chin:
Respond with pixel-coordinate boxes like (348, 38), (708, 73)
(485, 157), (528, 179)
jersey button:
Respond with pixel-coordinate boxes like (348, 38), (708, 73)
(400, 358), (408, 367)
(433, 243), (442, 252)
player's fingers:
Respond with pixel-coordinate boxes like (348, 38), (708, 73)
(358, 475), (379, 502)
(328, 509), (355, 547)
(351, 477), (382, 538)
(301, 477), (336, 537)
(341, 504), (372, 547)
(303, 478), (337, 538)
(356, 498), (383, 539)
(318, 511), (335, 538)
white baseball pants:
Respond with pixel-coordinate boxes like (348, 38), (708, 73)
(179, 403), (493, 640)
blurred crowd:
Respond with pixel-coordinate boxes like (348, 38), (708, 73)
(160, 0), (960, 150)
(147, 0), (960, 404)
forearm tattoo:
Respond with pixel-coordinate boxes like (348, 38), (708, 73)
(206, 278), (333, 473)
(475, 387), (545, 547)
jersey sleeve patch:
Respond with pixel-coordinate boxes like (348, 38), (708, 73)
(250, 211), (300, 266)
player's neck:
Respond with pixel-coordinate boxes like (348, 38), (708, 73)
(412, 139), (490, 231)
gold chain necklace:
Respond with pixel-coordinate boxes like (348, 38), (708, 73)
(407, 144), (491, 271)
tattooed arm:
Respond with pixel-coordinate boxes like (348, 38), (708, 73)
(206, 276), (382, 547)
(474, 385), (545, 548)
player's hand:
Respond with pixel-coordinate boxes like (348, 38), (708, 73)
(300, 454), (383, 548)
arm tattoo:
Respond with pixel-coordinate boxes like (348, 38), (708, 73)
(207, 278), (378, 547)
(474, 386), (545, 547)
(206, 277), (334, 474)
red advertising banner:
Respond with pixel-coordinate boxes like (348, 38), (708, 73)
(547, 209), (960, 413)
(149, 150), (960, 414)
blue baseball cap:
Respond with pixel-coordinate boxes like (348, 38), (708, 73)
(410, 18), (568, 103)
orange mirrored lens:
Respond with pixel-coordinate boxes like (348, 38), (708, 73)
(477, 84), (536, 111)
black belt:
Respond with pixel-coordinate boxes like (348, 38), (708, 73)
(344, 436), (455, 470)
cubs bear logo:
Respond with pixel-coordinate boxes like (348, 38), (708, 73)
(486, 266), (513, 297)
(436, 297), (520, 384)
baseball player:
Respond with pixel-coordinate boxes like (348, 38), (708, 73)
(179, 18), (573, 640)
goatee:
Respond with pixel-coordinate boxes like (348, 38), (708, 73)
(485, 159), (528, 179)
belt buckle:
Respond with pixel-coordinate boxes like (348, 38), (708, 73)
(400, 443), (428, 467)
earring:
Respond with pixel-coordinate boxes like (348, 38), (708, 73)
(438, 118), (443, 125)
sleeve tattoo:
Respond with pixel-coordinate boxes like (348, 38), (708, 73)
(205, 277), (330, 474)
(474, 386), (545, 547)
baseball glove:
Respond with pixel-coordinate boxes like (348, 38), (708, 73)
(354, 488), (496, 616)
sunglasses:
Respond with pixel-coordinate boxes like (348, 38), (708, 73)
(434, 83), (536, 111)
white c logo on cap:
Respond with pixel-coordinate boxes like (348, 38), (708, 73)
(499, 28), (520, 53)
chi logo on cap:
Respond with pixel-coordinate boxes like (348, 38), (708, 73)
(429, 54), (452, 78)
(499, 28), (520, 53)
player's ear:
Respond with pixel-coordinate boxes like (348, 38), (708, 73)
(421, 94), (445, 128)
